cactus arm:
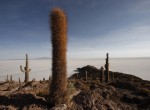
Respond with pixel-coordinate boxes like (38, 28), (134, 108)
(20, 65), (25, 72)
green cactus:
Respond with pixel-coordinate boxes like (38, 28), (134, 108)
(105, 53), (110, 83)
(100, 66), (104, 83)
(20, 54), (31, 83)
(49, 8), (68, 106)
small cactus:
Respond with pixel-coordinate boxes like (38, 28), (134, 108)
(20, 54), (31, 83)
(32, 78), (35, 82)
(85, 71), (88, 81)
(105, 53), (110, 83)
(18, 77), (21, 83)
(10, 75), (12, 82)
(6, 75), (9, 82)
(100, 66), (104, 83)
(49, 76), (51, 81)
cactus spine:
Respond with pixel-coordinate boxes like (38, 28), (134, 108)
(100, 66), (104, 83)
(20, 54), (31, 83)
(49, 8), (67, 105)
(105, 53), (110, 83)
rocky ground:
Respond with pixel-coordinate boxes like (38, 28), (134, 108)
(0, 65), (150, 110)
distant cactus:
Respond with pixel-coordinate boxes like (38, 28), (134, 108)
(32, 78), (35, 82)
(49, 76), (51, 81)
(20, 54), (31, 83)
(6, 75), (9, 82)
(18, 77), (21, 83)
(49, 8), (68, 105)
(10, 75), (12, 82)
(105, 53), (110, 83)
(100, 66), (104, 83)
(85, 71), (88, 81)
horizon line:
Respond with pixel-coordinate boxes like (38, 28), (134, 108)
(0, 56), (150, 61)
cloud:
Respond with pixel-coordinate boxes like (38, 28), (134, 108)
(95, 23), (150, 47)
(68, 23), (150, 58)
(73, 23), (150, 48)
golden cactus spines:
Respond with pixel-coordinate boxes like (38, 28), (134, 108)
(49, 8), (68, 106)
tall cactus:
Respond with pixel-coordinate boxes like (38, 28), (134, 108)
(20, 54), (31, 83)
(105, 53), (110, 83)
(100, 66), (104, 83)
(49, 8), (68, 105)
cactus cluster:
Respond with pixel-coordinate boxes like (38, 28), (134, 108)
(105, 53), (110, 83)
(5, 75), (13, 82)
(49, 8), (68, 105)
(20, 54), (31, 83)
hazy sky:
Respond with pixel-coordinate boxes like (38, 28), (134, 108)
(0, 0), (150, 59)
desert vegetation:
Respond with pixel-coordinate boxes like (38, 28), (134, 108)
(0, 7), (150, 110)
(0, 65), (150, 109)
